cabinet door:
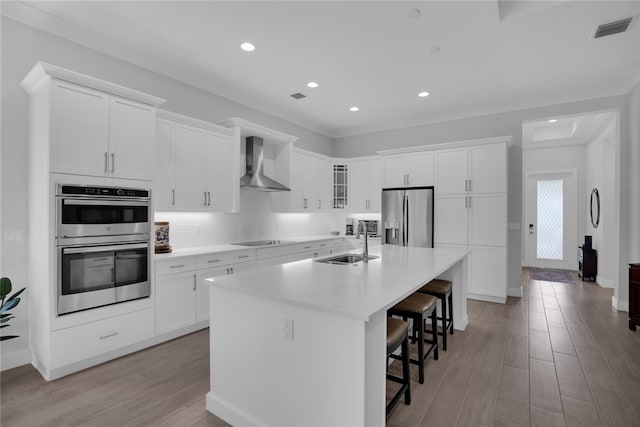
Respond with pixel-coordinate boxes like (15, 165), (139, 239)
(289, 153), (306, 211)
(51, 81), (109, 176)
(469, 143), (507, 194)
(205, 131), (232, 212)
(435, 148), (468, 195)
(154, 119), (176, 210)
(174, 124), (207, 210)
(196, 266), (226, 323)
(155, 271), (196, 335)
(349, 161), (369, 211)
(469, 194), (507, 247)
(434, 195), (468, 245)
(407, 151), (434, 187)
(382, 155), (408, 188)
(108, 96), (156, 180)
(368, 159), (382, 212)
(468, 246), (506, 300)
(316, 158), (332, 211)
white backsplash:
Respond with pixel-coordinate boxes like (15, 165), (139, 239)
(155, 190), (347, 248)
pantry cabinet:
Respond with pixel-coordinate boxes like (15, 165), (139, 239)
(382, 151), (434, 188)
(434, 141), (509, 302)
(49, 80), (157, 180)
(154, 111), (235, 212)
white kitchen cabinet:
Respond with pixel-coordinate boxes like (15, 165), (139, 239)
(156, 269), (197, 335)
(289, 152), (332, 212)
(154, 111), (235, 212)
(433, 141), (509, 303)
(382, 151), (433, 188)
(49, 80), (156, 180)
(349, 158), (381, 212)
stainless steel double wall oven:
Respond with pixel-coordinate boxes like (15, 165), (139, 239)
(56, 184), (151, 315)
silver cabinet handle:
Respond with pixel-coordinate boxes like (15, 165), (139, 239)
(99, 332), (118, 340)
(104, 152), (108, 173)
(464, 179), (468, 192)
(171, 189), (176, 205)
(468, 196), (471, 208)
(303, 198), (308, 209)
(207, 259), (221, 264)
(204, 192), (207, 206)
(111, 153), (115, 173)
(468, 179), (472, 192)
(193, 274), (196, 291)
(230, 267), (234, 274)
(238, 255), (249, 259)
(318, 199), (321, 209)
(304, 245), (311, 249)
(170, 264), (184, 269)
(464, 197), (468, 208)
(226, 268), (230, 274)
(207, 192), (211, 206)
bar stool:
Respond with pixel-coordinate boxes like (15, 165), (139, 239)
(388, 293), (439, 384)
(386, 317), (411, 417)
(417, 279), (453, 351)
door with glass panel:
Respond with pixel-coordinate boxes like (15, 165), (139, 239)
(524, 170), (577, 270)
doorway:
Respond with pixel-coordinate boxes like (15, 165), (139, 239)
(524, 170), (578, 270)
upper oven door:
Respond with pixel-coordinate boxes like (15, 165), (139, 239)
(57, 198), (150, 239)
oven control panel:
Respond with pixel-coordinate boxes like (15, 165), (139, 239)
(58, 185), (150, 199)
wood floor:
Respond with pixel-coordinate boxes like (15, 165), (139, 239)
(2, 268), (640, 426)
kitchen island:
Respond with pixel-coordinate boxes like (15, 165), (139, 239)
(206, 245), (469, 426)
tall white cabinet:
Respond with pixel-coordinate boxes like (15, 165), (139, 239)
(349, 157), (382, 212)
(155, 110), (236, 212)
(434, 141), (509, 303)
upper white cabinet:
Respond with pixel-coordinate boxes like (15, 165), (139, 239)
(285, 150), (332, 212)
(21, 63), (164, 181)
(155, 111), (235, 212)
(435, 144), (507, 195)
(349, 158), (382, 212)
(382, 151), (434, 188)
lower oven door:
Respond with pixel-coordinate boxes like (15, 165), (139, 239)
(58, 242), (150, 316)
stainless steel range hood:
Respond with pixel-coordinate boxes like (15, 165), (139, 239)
(240, 136), (290, 192)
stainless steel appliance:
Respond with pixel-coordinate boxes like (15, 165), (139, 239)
(56, 184), (151, 315)
(345, 218), (355, 235)
(382, 187), (434, 247)
(359, 220), (380, 237)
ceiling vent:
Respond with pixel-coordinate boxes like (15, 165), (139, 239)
(593, 17), (634, 39)
(290, 92), (306, 100)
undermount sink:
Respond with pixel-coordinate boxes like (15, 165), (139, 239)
(230, 240), (294, 247)
(315, 254), (379, 265)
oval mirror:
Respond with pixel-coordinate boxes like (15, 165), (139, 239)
(590, 188), (600, 228)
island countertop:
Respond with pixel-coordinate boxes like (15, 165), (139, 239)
(207, 245), (469, 321)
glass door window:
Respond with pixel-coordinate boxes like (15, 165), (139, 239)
(333, 164), (348, 209)
(536, 179), (563, 260)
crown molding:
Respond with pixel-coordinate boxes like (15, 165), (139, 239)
(157, 109), (233, 136)
(377, 135), (513, 156)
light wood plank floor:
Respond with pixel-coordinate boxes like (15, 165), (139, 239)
(2, 268), (640, 426)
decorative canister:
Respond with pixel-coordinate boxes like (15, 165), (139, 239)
(154, 221), (172, 253)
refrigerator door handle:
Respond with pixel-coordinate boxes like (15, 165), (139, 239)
(404, 195), (409, 246)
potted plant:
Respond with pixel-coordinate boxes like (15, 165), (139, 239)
(1, 277), (26, 341)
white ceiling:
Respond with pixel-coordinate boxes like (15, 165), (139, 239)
(3, 1), (639, 138)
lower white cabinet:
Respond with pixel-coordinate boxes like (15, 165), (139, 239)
(196, 261), (255, 323)
(467, 246), (507, 301)
(50, 308), (155, 369)
(156, 270), (197, 335)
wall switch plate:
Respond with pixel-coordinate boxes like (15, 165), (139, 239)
(283, 318), (294, 341)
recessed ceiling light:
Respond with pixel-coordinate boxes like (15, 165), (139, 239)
(307, 81), (319, 88)
(240, 42), (255, 52)
(548, 119), (558, 123)
(349, 106), (359, 112)
(406, 8), (421, 19)
(418, 91), (430, 98)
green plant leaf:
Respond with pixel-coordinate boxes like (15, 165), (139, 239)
(0, 324), (9, 329)
(0, 277), (11, 299)
(5, 288), (25, 303)
(0, 335), (19, 341)
(0, 315), (15, 323)
(0, 298), (20, 314)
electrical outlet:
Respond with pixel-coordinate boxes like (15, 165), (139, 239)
(283, 318), (294, 341)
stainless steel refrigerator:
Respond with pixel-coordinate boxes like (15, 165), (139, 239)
(381, 187), (434, 247)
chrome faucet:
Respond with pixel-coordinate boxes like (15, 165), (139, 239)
(356, 220), (369, 263)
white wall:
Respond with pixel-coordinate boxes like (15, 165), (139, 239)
(0, 17), (334, 369)
(333, 96), (632, 302)
(585, 122), (616, 286)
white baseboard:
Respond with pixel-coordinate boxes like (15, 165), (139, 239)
(466, 292), (507, 304)
(0, 348), (32, 372)
(612, 296), (629, 312)
(206, 391), (261, 427)
(597, 276), (614, 288)
(507, 285), (523, 297)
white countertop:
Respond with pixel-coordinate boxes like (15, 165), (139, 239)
(207, 245), (468, 321)
(154, 235), (341, 259)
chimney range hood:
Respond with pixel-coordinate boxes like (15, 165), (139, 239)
(240, 136), (290, 192)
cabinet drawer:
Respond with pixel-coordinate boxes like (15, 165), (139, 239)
(156, 257), (196, 276)
(196, 249), (255, 269)
(50, 308), (155, 368)
(630, 265), (640, 283)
